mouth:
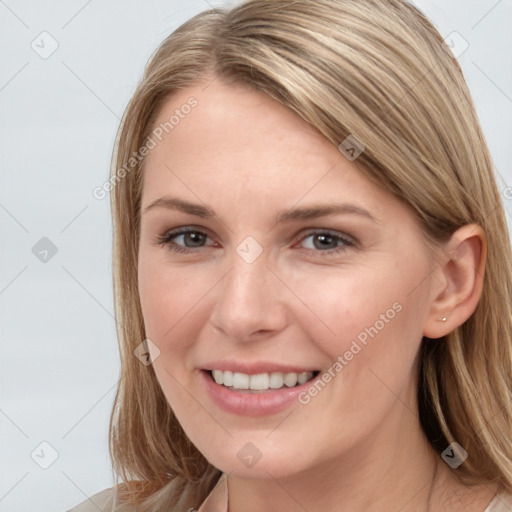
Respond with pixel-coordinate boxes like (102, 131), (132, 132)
(206, 369), (321, 393)
(200, 363), (324, 416)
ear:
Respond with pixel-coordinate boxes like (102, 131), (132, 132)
(423, 224), (487, 339)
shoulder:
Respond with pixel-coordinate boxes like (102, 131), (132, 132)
(67, 486), (116, 512)
(67, 468), (222, 511)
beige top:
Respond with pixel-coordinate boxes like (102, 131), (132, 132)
(486, 491), (512, 512)
(68, 474), (512, 512)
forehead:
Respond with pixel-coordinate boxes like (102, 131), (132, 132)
(146, 80), (334, 163)
(141, 80), (392, 221)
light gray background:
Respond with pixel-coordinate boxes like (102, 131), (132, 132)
(0, 1), (511, 511)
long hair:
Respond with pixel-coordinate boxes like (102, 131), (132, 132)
(107, 0), (512, 508)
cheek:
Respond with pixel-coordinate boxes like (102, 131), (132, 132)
(137, 255), (211, 412)
(137, 253), (218, 346)
(278, 263), (406, 347)
(281, 261), (426, 387)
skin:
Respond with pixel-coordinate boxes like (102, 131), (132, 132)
(137, 79), (494, 511)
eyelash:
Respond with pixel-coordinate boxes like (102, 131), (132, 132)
(155, 227), (355, 256)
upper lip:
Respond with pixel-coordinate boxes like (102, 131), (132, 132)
(201, 360), (319, 375)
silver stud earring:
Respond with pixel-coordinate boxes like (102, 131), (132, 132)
(441, 317), (447, 322)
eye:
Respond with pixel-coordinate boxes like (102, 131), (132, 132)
(155, 227), (355, 256)
(156, 227), (217, 253)
(298, 230), (355, 254)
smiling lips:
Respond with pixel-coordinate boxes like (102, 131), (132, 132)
(200, 362), (322, 416)
(211, 369), (317, 391)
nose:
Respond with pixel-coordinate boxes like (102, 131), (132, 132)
(209, 249), (289, 342)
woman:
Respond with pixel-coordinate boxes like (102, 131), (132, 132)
(70, 0), (512, 510)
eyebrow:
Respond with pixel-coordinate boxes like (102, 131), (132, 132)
(142, 196), (378, 224)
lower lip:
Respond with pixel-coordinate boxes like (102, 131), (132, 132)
(200, 370), (314, 417)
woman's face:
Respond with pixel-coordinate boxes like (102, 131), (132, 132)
(138, 79), (441, 478)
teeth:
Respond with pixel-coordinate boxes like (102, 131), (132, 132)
(269, 372), (284, 389)
(211, 370), (314, 391)
(249, 373), (270, 390)
(233, 372), (250, 389)
(213, 370), (223, 385)
(297, 372), (310, 385)
(223, 370), (233, 387)
(284, 372), (298, 387)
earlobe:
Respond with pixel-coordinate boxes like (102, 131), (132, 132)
(423, 224), (487, 339)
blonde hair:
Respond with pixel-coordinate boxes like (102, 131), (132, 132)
(107, 0), (512, 508)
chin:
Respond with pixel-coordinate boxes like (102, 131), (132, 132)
(197, 439), (314, 480)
